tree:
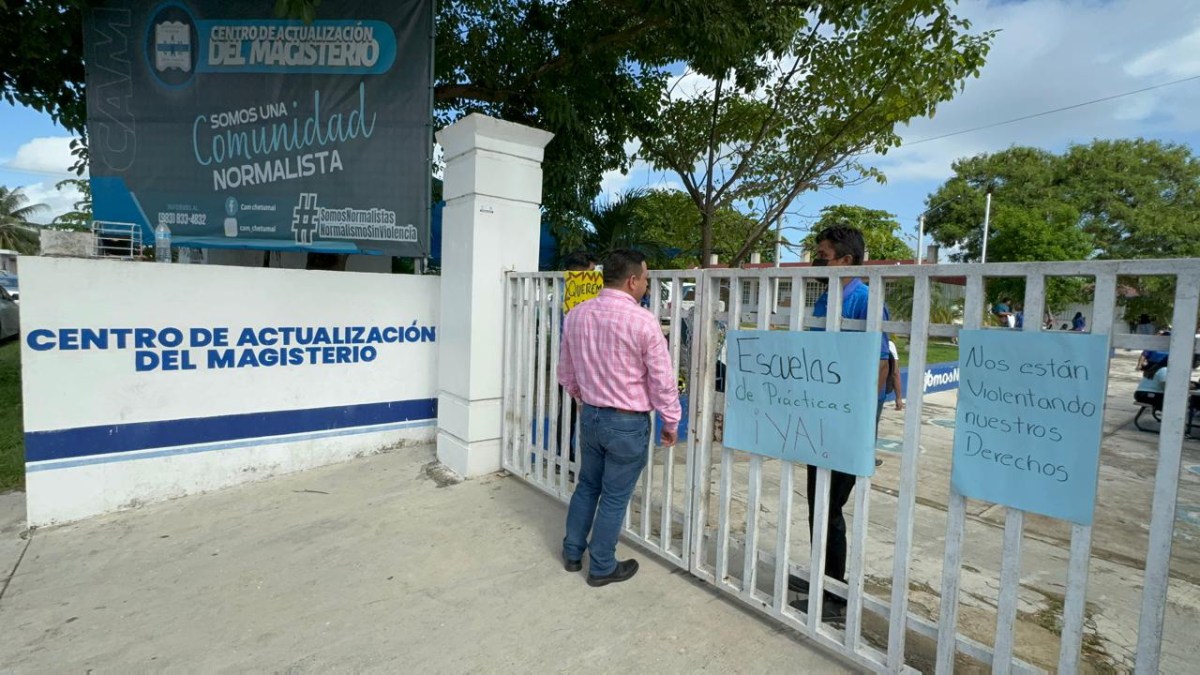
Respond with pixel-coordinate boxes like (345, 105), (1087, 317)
(582, 189), (663, 261)
(2, 0), (822, 217)
(639, 1), (994, 267)
(0, 185), (45, 253)
(50, 178), (92, 231)
(801, 205), (913, 261)
(1060, 139), (1200, 260)
(921, 147), (1064, 262)
(632, 189), (772, 269)
(922, 140), (1200, 316)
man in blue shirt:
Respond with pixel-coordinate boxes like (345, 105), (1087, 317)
(788, 225), (890, 622)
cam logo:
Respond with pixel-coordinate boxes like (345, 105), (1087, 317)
(154, 20), (192, 72)
(292, 193), (320, 244)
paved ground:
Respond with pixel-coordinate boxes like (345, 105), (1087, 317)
(0, 448), (849, 673)
(3, 351), (1194, 672)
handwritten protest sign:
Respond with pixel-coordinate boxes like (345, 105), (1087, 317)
(724, 330), (882, 476)
(951, 330), (1109, 524)
(562, 271), (603, 314)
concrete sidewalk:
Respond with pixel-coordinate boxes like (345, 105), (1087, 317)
(0, 448), (849, 673)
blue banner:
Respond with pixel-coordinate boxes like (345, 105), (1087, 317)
(951, 330), (1109, 524)
(84, 0), (432, 256)
(723, 330), (882, 476)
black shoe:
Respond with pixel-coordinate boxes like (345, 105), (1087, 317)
(875, 458), (884, 467)
(562, 554), (582, 573)
(587, 559), (639, 587)
(787, 574), (810, 594)
(788, 596), (847, 623)
(822, 598), (847, 623)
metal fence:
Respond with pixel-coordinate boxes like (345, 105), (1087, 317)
(501, 260), (1200, 673)
(91, 220), (144, 259)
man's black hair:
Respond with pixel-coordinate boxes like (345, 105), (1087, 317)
(562, 251), (592, 271)
(603, 249), (647, 286)
(815, 225), (865, 265)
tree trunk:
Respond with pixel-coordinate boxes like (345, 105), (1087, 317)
(700, 77), (723, 268)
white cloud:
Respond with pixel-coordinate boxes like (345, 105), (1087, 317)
(1126, 25), (1200, 79)
(848, 0), (1200, 185)
(599, 167), (634, 198)
(5, 136), (83, 177)
(665, 70), (716, 101)
(17, 180), (83, 225)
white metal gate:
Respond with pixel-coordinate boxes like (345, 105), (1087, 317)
(501, 271), (703, 569)
(501, 260), (1200, 673)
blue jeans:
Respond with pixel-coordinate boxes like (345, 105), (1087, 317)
(562, 404), (650, 576)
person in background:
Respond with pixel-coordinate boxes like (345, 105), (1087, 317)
(1072, 312), (1087, 332)
(884, 339), (904, 414)
(1013, 304), (1024, 330)
(786, 225), (890, 622)
(1134, 355), (1200, 438)
(1137, 330), (1171, 372)
(563, 251), (595, 272)
(992, 297), (1013, 328)
(558, 249), (681, 587)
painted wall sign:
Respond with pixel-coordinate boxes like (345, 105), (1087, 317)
(20, 257), (440, 526)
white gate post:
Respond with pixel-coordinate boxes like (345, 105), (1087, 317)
(435, 114), (554, 477)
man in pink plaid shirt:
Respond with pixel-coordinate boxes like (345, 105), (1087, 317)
(558, 249), (681, 587)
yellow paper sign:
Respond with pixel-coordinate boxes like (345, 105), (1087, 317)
(563, 271), (604, 313)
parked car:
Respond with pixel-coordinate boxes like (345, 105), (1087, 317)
(0, 274), (17, 303)
(0, 287), (19, 339)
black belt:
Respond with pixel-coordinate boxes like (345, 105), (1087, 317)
(587, 404), (649, 416)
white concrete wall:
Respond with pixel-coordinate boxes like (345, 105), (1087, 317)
(38, 230), (96, 258)
(20, 257), (440, 526)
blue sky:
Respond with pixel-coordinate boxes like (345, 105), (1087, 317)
(600, 0), (1200, 261)
(2, 0), (1199, 260)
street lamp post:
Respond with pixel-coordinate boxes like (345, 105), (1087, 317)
(917, 214), (926, 264)
(981, 187), (993, 264)
(915, 195), (964, 264)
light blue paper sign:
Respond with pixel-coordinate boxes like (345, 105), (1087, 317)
(951, 330), (1109, 525)
(723, 330), (882, 476)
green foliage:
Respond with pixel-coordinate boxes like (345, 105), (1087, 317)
(577, 188), (770, 269)
(885, 279), (962, 325)
(640, 0), (994, 266)
(0, 1), (86, 137)
(1, 1), (990, 240)
(582, 189), (662, 261)
(802, 204), (914, 261)
(632, 189), (770, 268)
(50, 178), (92, 231)
(0, 185), (44, 254)
(0, 341), (24, 492)
(922, 139), (1200, 315)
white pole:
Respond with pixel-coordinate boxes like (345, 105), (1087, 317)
(917, 214), (925, 265)
(981, 191), (992, 264)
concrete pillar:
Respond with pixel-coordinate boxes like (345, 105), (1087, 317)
(435, 114), (554, 477)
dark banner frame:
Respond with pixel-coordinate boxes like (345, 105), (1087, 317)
(84, 0), (434, 257)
